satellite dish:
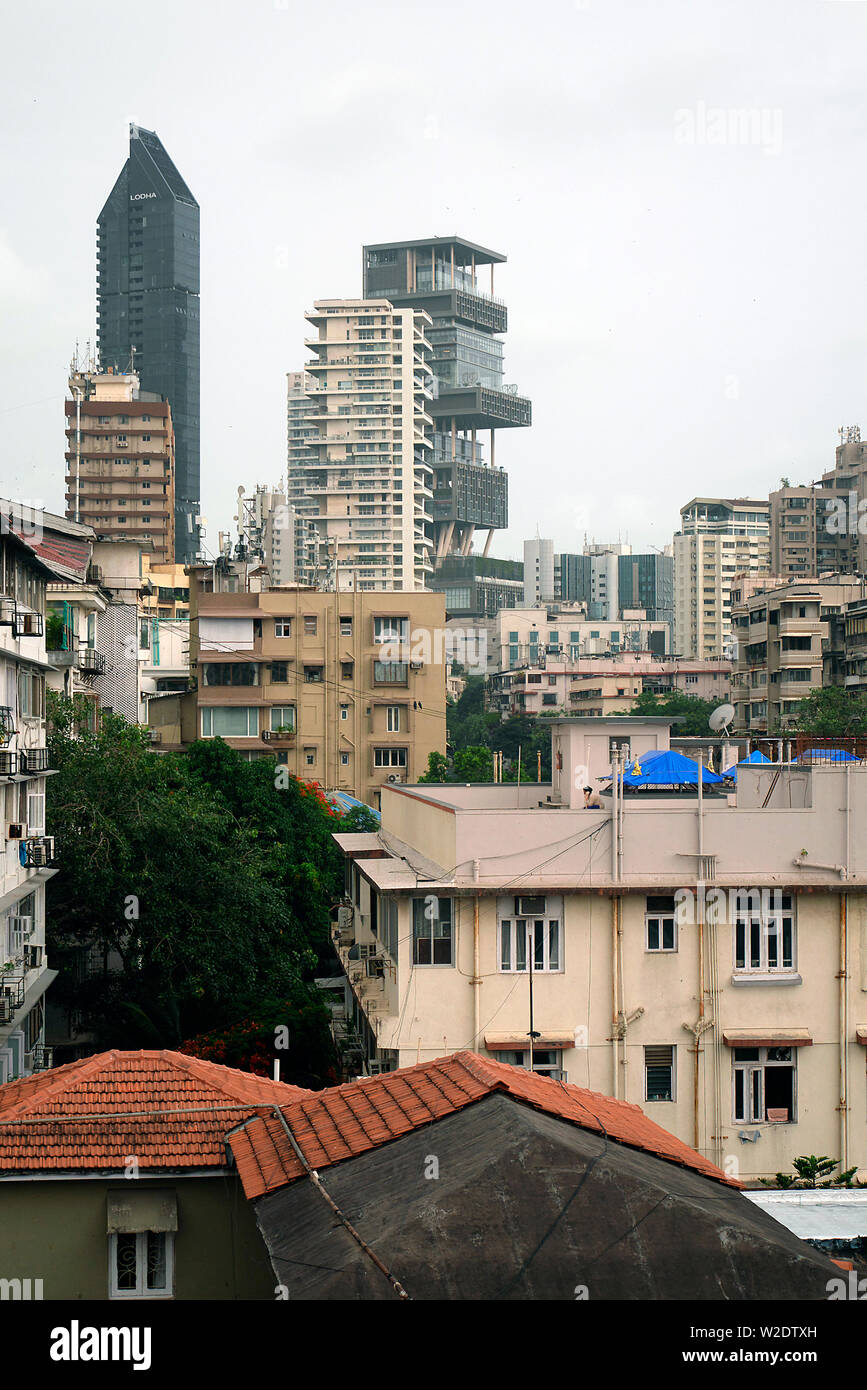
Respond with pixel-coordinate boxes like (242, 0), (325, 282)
(709, 703), (735, 734)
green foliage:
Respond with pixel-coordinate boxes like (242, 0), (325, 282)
(764, 1154), (860, 1189)
(620, 689), (719, 736)
(179, 992), (339, 1089)
(418, 750), (449, 783)
(452, 745), (494, 783)
(45, 609), (66, 651)
(338, 804), (380, 832)
(794, 685), (867, 736)
(46, 697), (346, 1058)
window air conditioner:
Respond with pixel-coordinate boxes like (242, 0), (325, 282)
(514, 896), (546, 917)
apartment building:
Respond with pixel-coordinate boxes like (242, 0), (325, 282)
(731, 576), (863, 734)
(333, 715), (867, 1183)
(523, 537), (555, 605)
(489, 656), (731, 717)
(844, 597), (867, 695)
(0, 520), (59, 1082)
(674, 498), (771, 659)
(149, 574), (447, 807)
(286, 300), (435, 590)
(491, 605), (669, 670)
(64, 366), (175, 564)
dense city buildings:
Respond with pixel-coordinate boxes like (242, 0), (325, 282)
(490, 604), (669, 670)
(286, 300), (435, 590)
(489, 655), (731, 716)
(362, 236), (530, 580)
(96, 124), (200, 563)
(64, 365), (175, 563)
(674, 497), (771, 658)
(731, 575), (863, 733)
(147, 572), (447, 808)
(430, 553), (524, 618)
(236, 485), (322, 587)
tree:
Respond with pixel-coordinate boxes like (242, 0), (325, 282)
(46, 697), (345, 1054)
(764, 1155), (859, 1189)
(179, 993), (338, 1089)
(622, 689), (719, 736)
(418, 751), (449, 783)
(794, 685), (867, 736)
(452, 745), (494, 782)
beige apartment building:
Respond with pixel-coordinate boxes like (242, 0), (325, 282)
(64, 367), (175, 564)
(768, 431), (867, 581)
(731, 576), (863, 734)
(285, 301), (435, 591)
(489, 656), (732, 717)
(148, 576), (447, 806)
(333, 715), (867, 1183)
(674, 497), (771, 659)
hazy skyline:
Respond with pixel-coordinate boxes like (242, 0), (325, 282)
(3, 0), (867, 561)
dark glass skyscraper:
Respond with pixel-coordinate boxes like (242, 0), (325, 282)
(96, 124), (200, 562)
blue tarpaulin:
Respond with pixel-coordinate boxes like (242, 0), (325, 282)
(616, 748), (724, 787)
(723, 749), (773, 779)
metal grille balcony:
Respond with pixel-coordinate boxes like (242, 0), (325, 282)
(20, 836), (56, 868)
(79, 647), (106, 676)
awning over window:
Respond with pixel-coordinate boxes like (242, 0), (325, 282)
(107, 1189), (178, 1234)
(722, 1029), (812, 1048)
(485, 1031), (576, 1051)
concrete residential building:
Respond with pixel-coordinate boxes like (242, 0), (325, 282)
(0, 515), (61, 1081)
(431, 554), (524, 619)
(286, 300), (434, 590)
(768, 432), (867, 583)
(96, 123), (200, 562)
(236, 485), (322, 588)
(523, 536), (555, 605)
(147, 578), (447, 808)
(731, 576), (863, 734)
(491, 605), (668, 671)
(64, 365), (175, 564)
(674, 498), (771, 659)
(362, 236), (531, 572)
(489, 656), (731, 717)
(333, 715), (867, 1183)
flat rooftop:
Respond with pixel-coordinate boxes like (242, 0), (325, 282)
(364, 235), (506, 265)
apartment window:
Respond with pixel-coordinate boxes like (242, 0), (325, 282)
(304, 747), (316, 766)
(304, 666), (323, 683)
(200, 707), (258, 738)
(734, 893), (795, 974)
(270, 706), (295, 731)
(645, 1046), (675, 1102)
(733, 1047), (795, 1123)
(646, 895), (677, 952)
(341, 662), (354, 681)
(498, 911), (562, 973)
(274, 618), (292, 638)
(339, 617), (353, 636)
(373, 616), (409, 644)
(411, 896), (453, 965)
(26, 787), (45, 834)
(304, 615), (317, 635)
(340, 704), (349, 720)
(109, 1231), (173, 1299)
(499, 1050), (565, 1081)
(270, 661), (290, 683)
(340, 752), (349, 766)
(374, 661), (407, 685)
(201, 663), (259, 687)
(386, 705), (401, 732)
(374, 747), (407, 767)
(139, 618), (151, 650)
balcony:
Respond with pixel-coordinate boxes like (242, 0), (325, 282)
(12, 611), (44, 638)
(261, 729), (296, 744)
(79, 647), (106, 676)
(0, 752), (18, 777)
(20, 748), (49, 773)
(20, 836), (56, 868)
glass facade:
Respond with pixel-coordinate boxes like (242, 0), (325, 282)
(97, 124), (200, 563)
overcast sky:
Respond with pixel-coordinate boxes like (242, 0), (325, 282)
(2, 0), (867, 562)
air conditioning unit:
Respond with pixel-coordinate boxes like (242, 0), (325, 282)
(146, 729), (161, 743)
(6, 823), (23, 840)
(386, 773), (404, 784)
(409, 662), (423, 671)
(365, 957), (385, 979)
(22, 836), (55, 868)
(514, 895), (546, 917)
(336, 904), (354, 934)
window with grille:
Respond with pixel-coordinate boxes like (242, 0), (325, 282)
(645, 1045), (675, 1101)
(733, 1047), (795, 1122)
(109, 1231), (173, 1298)
(498, 918), (562, 973)
(734, 893), (795, 974)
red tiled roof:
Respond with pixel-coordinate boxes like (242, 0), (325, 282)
(229, 1051), (741, 1200)
(0, 1050), (308, 1173)
(10, 529), (91, 581)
